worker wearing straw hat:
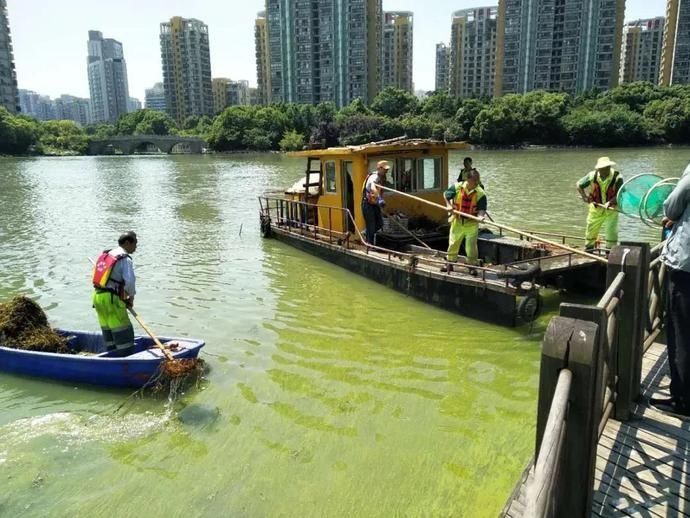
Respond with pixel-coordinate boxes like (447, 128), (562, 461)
(576, 157), (624, 251)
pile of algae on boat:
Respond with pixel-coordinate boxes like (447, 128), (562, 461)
(0, 296), (70, 353)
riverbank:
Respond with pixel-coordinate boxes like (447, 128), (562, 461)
(3, 82), (690, 157)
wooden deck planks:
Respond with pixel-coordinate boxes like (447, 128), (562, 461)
(502, 343), (690, 517)
(592, 342), (690, 517)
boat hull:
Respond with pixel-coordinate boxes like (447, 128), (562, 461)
(269, 227), (523, 326)
(0, 330), (205, 388)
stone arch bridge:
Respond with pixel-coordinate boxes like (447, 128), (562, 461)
(87, 135), (206, 155)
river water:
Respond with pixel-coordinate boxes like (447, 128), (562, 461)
(0, 148), (687, 517)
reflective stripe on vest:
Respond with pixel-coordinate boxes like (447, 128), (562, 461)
(591, 170), (619, 204)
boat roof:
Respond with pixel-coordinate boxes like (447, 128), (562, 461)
(288, 138), (470, 158)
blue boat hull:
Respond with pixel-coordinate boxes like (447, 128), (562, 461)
(0, 330), (205, 388)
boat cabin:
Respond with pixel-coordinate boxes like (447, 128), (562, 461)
(284, 138), (458, 242)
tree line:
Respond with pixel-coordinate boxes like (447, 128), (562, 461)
(2, 81), (690, 156)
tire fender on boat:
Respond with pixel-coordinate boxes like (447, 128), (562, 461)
(260, 214), (272, 238)
(518, 292), (543, 323)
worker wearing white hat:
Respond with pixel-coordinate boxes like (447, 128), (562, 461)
(576, 157), (624, 251)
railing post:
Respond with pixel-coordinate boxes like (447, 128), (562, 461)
(607, 243), (650, 419)
(536, 316), (601, 517)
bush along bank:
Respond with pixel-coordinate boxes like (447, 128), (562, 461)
(2, 81), (690, 156)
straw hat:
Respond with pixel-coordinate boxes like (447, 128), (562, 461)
(594, 157), (616, 170)
(377, 160), (390, 171)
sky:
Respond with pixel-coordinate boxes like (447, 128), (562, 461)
(8, 0), (663, 102)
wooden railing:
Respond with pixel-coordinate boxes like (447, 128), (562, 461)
(505, 242), (657, 517)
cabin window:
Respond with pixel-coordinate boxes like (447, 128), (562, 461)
(325, 161), (337, 193)
(415, 158), (442, 191)
(393, 158), (414, 192)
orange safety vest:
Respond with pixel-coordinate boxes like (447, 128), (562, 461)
(590, 170), (619, 205)
(452, 183), (482, 219)
(92, 250), (128, 295)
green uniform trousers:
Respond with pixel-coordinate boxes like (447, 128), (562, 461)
(585, 205), (619, 249)
(447, 219), (479, 265)
(92, 290), (134, 357)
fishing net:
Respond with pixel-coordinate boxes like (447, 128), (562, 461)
(643, 181), (677, 224)
(0, 296), (71, 353)
(617, 174), (678, 225)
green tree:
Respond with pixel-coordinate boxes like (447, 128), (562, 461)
(0, 107), (38, 154)
(469, 102), (521, 145)
(370, 87), (418, 119)
(84, 123), (117, 138)
(520, 91), (570, 143)
(601, 82), (664, 113)
(207, 106), (255, 150)
(39, 120), (88, 154)
(337, 114), (385, 145)
(454, 98), (487, 138)
(279, 130), (305, 151)
(398, 115), (433, 139)
(242, 128), (273, 150)
(421, 91), (461, 119)
(338, 98), (372, 118)
(133, 110), (177, 136)
(562, 105), (651, 146)
(643, 97), (690, 143)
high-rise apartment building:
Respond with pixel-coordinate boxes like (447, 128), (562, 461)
(266, 0), (382, 107)
(255, 11), (271, 105)
(660, 0), (690, 85)
(228, 80), (250, 106)
(160, 17), (213, 122)
(435, 43), (451, 92)
(619, 18), (665, 84)
(381, 11), (413, 92)
(127, 97), (142, 112)
(212, 78), (231, 114)
(54, 95), (93, 126)
(87, 30), (130, 123)
(19, 90), (92, 126)
(495, 0), (625, 96)
(249, 87), (260, 105)
(0, 0), (19, 114)
(19, 89), (53, 119)
(212, 78), (251, 113)
(144, 82), (166, 112)
(449, 7), (498, 98)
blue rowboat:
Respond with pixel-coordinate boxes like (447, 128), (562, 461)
(0, 330), (205, 388)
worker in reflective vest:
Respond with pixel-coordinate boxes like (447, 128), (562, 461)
(443, 170), (487, 273)
(576, 156), (624, 251)
(92, 231), (137, 357)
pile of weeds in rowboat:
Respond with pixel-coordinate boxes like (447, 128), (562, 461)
(0, 296), (71, 354)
